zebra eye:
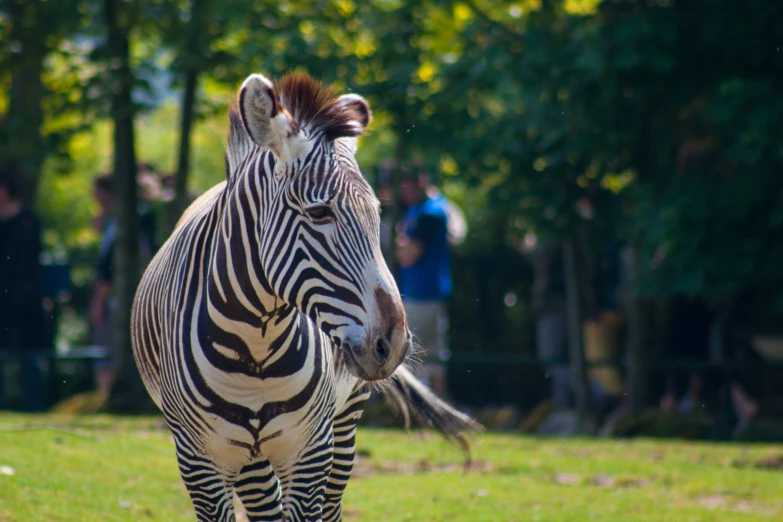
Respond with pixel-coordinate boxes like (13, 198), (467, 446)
(306, 205), (334, 221)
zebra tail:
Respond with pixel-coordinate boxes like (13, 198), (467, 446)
(380, 365), (484, 465)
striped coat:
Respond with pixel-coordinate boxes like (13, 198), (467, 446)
(132, 72), (477, 522)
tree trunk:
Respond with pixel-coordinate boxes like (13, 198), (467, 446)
(169, 68), (199, 232)
(626, 299), (652, 415)
(625, 246), (652, 416)
(103, 0), (151, 413)
(171, 0), (209, 232)
(2, 0), (46, 206)
(709, 296), (738, 437)
(386, 2), (416, 279)
(563, 237), (595, 432)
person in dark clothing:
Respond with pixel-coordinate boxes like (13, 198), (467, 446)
(0, 166), (45, 411)
(89, 175), (117, 397)
(526, 239), (572, 408)
(659, 293), (761, 437)
(659, 295), (712, 413)
(137, 164), (162, 258)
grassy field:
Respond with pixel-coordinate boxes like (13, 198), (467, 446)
(0, 414), (782, 521)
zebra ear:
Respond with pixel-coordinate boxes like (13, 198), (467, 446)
(333, 94), (372, 154)
(238, 74), (300, 159)
(335, 94), (372, 133)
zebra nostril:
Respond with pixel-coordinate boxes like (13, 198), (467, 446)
(374, 337), (391, 362)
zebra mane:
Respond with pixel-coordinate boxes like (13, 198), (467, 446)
(274, 73), (370, 141)
(225, 106), (256, 182)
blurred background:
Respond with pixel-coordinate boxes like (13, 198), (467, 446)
(1, 0), (782, 441)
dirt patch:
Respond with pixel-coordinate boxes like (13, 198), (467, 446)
(591, 475), (615, 487)
(648, 450), (665, 462)
(554, 473), (581, 486)
(692, 495), (781, 516)
(754, 454), (783, 470)
(589, 475), (649, 489)
(731, 501), (778, 516)
(615, 477), (649, 488)
(731, 454), (783, 471)
(698, 496), (728, 509)
(352, 458), (495, 477)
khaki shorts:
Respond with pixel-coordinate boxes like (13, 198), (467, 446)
(403, 300), (449, 383)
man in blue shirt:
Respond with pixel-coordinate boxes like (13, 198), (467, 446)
(396, 170), (452, 397)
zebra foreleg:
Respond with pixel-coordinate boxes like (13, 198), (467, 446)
(265, 423), (335, 521)
(234, 457), (284, 521)
(175, 443), (237, 522)
(322, 387), (371, 522)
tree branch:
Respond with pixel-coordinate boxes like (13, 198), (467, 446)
(464, 0), (524, 42)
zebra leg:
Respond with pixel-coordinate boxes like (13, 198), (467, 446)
(234, 457), (284, 521)
(264, 422), (335, 521)
(322, 386), (371, 522)
(175, 442), (237, 522)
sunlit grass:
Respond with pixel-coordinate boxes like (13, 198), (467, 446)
(0, 414), (781, 521)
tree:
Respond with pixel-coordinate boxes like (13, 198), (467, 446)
(400, 0), (782, 415)
(0, 0), (84, 205)
(100, 0), (149, 412)
(156, 0), (227, 227)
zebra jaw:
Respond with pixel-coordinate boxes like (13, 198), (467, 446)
(338, 343), (373, 381)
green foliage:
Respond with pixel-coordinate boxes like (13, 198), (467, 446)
(5, 0), (783, 348)
(417, 0), (783, 321)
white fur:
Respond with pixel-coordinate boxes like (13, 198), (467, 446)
(239, 74), (306, 163)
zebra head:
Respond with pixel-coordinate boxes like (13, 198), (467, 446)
(233, 72), (410, 381)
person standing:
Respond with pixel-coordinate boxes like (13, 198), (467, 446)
(89, 175), (118, 397)
(526, 237), (573, 409)
(136, 166), (162, 260)
(395, 169), (452, 397)
(0, 166), (45, 411)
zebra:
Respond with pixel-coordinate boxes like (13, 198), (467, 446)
(131, 71), (478, 522)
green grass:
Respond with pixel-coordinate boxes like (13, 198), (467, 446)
(0, 414), (782, 521)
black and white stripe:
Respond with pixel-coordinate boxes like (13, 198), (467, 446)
(132, 72), (478, 522)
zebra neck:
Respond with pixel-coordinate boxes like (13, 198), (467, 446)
(205, 194), (283, 346)
(202, 179), (323, 368)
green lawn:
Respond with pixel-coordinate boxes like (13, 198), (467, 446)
(0, 414), (782, 521)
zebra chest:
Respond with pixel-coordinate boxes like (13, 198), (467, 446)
(183, 322), (327, 410)
(170, 325), (337, 423)
(173, 359), (339, 468)
(162, 307), (353, 461)
(199, 362), (322, 412)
